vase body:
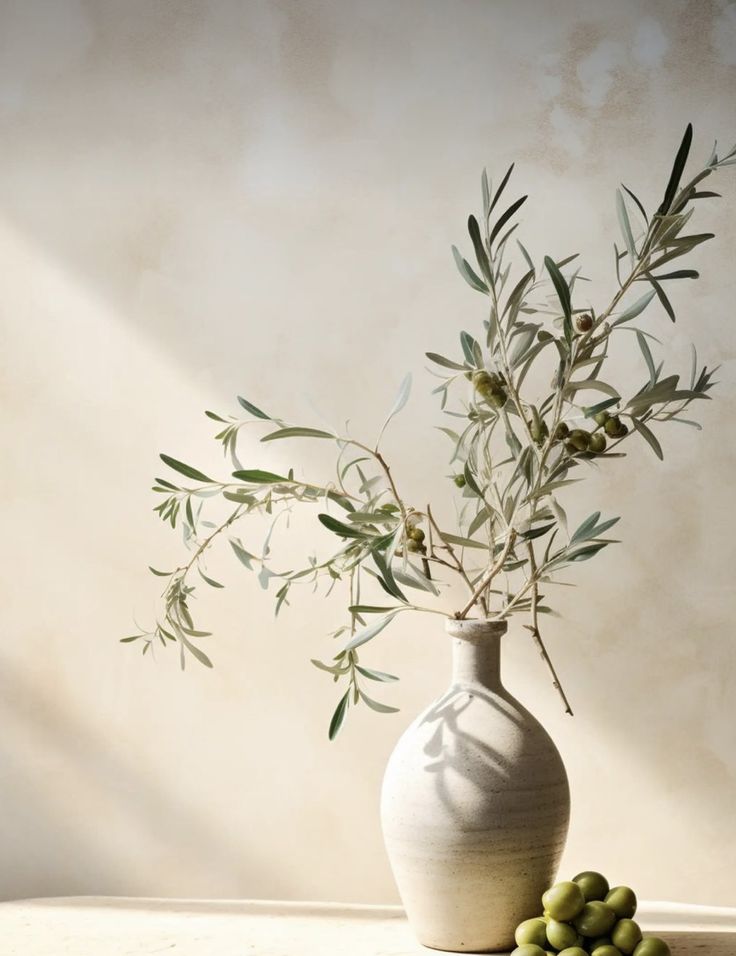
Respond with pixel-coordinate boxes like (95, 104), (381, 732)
(380, 619), (570, 953)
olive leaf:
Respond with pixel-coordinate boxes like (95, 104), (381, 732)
(328, 691), (350, 740)
(355, 664), (399, 682)
(160, 454), (215, 484)
(342, 613), (399, 653)
(544, 255), (573, 344)
(616, 189), (637, 261)
(426, 352), (467, 370)
(467, 214), (493, 284)
(237, 396), (271, 420)
(376, 373), (412, 447)
(232, 469), (288, 483)
(659, 122), (693, 215)
(610, 290), (656, 327)
(452, 245), (488, 294)
(636, 332), (657, 386)
(631, 417), (664, 460)
(359, 691), (399, 714)
(648, 276), (676, 321)
(490, 195), (527, 246)
(318, 514), (368, 539)
(261, 427), (336, 441)
(488, 162), (514, 217)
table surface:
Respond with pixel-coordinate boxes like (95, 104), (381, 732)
(0, 897), (734, 956)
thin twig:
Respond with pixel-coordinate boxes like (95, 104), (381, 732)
(456, 529), (517, 619)
(525, 542), (573, 715)
(427, 504), (487, 616)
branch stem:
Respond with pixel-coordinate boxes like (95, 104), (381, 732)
(525, 542), (573, 715)
(456, 529), (517, 619)
(427, 505), (486, 614)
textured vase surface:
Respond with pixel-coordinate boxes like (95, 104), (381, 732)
(381, 618), (570, 953)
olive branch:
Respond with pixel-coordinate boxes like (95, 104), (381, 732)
(126, 124), (732, 737)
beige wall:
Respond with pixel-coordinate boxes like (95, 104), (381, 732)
(1, 0), (735, 906)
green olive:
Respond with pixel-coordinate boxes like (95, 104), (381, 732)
(531, 420), (549, 443)
(573, 871), (610, 902)
(605, 887), (637, 920)
(555, 421), (570, 440)
(542, 881), (586, 922)
(594, 410), (611, 426)
(488, 387), (508, 408)
(511, 946), (546, 956)
(569, 429), (591, 452)
(591, 947), (623, 956)
(514, 918), (548, 948)
(454, 474), (466, 488)
(604, 416), (622, 437)
(632, 938), (671, 956)
(476, 379), (505, 406)
(588, 433), (607, 454)
(603, 416), (629, 439)
(612, 919), (642, 954)
(573, 901), (616, 938)
(546, 918), (579, 950)
(558, 950), (588, 956)
(409, 527), (425, 543)
(472, 370), (493, 390)
(406, 538), (421, 553)
(589, 939), (612, 953)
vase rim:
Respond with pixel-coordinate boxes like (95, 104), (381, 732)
(445, 617), (508, 640)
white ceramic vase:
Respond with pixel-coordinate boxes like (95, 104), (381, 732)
(381, 618), (570, 953)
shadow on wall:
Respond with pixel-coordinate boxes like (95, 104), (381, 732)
(0, 0), (733, 387)
(0, 655), (285, 901)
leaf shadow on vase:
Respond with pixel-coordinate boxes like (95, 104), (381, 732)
(417, 685), (525, 825)
(402, 681), (570, 861)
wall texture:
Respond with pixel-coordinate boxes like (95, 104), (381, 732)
(1, 0), (734, 906)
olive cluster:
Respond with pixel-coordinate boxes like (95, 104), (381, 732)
(553, 422), (605, 456)
(595, 410), (629, 439)
(472, 370), (508, 408)
(470, 364), (629, 460)
(554, 409), (629, 458)
(511, 871), (670, 956)
(405, 521), (426, 555)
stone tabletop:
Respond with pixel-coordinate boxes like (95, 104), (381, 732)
(0, 898), (734, 956)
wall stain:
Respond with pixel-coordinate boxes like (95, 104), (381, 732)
(521, 0), (736, 174)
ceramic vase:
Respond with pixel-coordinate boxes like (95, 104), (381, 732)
(381, 618), (570, 952)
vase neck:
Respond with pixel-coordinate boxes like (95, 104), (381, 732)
(445, 618), (507, 689)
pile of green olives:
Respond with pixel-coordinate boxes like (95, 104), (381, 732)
(511, 871), (670, 956)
